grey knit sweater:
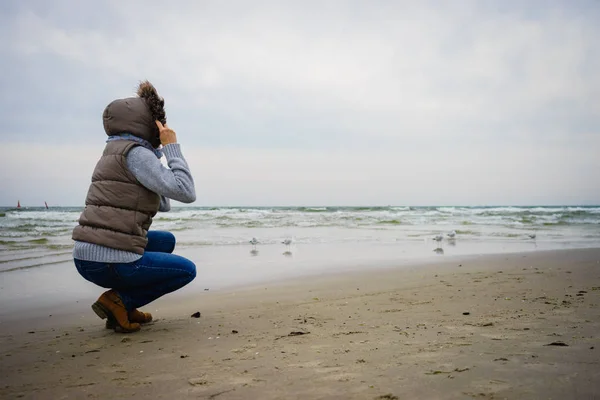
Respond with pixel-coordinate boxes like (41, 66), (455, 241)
(73, 143), (195, 262)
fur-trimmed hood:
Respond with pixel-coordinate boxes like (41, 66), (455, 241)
(102, 81), (166, 148)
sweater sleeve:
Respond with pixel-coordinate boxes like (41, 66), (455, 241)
(126, 144), (196, 204)
(159, 195), (171, 212)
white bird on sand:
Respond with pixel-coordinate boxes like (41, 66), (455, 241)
(527, 233), (536, 240)
(282, 238), (293, 256)
(447, 230), (456, 239)
(433, 235), (443, 243)
(249, 237), (259, 249)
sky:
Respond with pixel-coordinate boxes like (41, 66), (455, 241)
(1, 0), (599, 206)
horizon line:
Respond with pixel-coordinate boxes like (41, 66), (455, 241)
(2, 204), (599, 208)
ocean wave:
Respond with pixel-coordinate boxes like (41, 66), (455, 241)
(0, 238), (49, 245)
(297, 207), (329, 212)
(377, 219), (402, 225)
(127, 205), (600, 230)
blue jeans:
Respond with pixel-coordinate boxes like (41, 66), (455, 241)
(74, 231), (196, 311)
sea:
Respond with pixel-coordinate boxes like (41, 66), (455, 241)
(1, 205), (599, 272)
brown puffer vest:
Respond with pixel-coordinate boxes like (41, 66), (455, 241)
(72, 95), (163, 254)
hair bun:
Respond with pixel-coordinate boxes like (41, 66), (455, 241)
(137, 80), (166, 124)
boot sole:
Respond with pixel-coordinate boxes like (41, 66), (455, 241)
(92, 301), (109, 320)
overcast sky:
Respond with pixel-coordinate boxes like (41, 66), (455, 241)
(1, 0), (599, 206)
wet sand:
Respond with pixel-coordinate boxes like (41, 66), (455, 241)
(1, 248), (599, 399)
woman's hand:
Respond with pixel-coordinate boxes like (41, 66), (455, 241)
(155, 121), (177, 145)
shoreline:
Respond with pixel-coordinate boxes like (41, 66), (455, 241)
(1, 248), (599, 399)
(0, 246), (596, 325)
(0, 247), (598, 328)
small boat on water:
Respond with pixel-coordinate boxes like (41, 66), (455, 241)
(17, 200), (21, 209)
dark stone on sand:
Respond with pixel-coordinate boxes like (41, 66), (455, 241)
(232, 330), (238, 334)
(462, 312), (470, 315)
(494, 357), (509, 361)
(191, 312), (201, 318)
(180, 355), (189, 358)
(276, 331), (310, 340)
(374, 394), (399, 400)
(590, 347), (595, 350)
(288, 331), (309, 336)
(545, 341), (569, 347)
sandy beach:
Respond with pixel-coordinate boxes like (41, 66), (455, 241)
(1, 248), (599, 399)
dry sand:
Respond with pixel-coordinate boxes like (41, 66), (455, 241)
(1, 248), (599, 399)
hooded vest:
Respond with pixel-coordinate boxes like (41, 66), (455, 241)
(73, 92), (165, 254)
(72, 140), (161, 254)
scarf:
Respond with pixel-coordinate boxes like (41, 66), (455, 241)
(106, 133), (163, 159)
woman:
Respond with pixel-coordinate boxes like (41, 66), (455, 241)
(72, 81), (196, 333)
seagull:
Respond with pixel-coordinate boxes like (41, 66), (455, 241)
(249, 237), (259, 249)
(281, 238), (293, 255)
(447, 231), (456, 239)
(527, 233), (536, 240)
(433, 235), (443, 243)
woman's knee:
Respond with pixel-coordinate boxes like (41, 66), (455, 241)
(146, 230), (176, 253)
(188, 262), (197, 282)
(181, 258), (196, 282)
(158, 231), (176, 251)
(164, 232), (176, 253)
(164, 231), (176, 243)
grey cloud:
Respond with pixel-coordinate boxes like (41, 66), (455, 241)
(0, 0), (599, 205)
(2, 0), (599, 148)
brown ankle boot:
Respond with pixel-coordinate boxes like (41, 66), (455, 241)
(92, 290), (140, 333)
(129, 309), (153, 324)
(105, 309), (153, 329)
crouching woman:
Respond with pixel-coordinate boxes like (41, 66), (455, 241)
(72, 81), (196, 333)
